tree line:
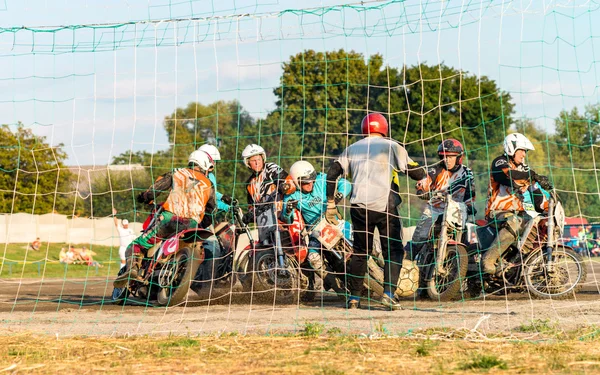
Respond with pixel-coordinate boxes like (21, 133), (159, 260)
(1, 49), (599, 222)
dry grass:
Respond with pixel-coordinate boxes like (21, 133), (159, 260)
(1, 329), (600, 374)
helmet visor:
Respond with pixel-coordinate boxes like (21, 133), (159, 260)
(299, 171), (317, 185)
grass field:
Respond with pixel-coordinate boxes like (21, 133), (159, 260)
(1, 327), (600, 374)
(0, 243), (119, 279)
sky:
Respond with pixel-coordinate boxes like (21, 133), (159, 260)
(0, 0), (599, 165)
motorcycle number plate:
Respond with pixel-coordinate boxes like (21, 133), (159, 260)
(312, 219), (343, 250)
(162, 237), (179, 255)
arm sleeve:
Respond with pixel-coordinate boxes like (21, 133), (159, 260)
(326, 161), (344, 199)
(491, 157), (532, 188)
(145, 171), (173, 201)
(200, 186), (217, 228)
(215, 191), (231, 212)
(406, 161), (427, 181)
(531, 184), (549, 213)
(281, 195), (294, 224)
(462, 169), (476, 206)
(391, 141), (426, 180)
(336, 177), (352, 198)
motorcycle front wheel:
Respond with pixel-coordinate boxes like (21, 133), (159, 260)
(156, 246), (201, 306)
(524, 246), (586, 300)
(245, 250), (305, 303)
(426, 245), (468, 302)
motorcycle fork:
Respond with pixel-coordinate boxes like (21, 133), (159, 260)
(435, 220), (450, 276)
(545, 199), (556, 269)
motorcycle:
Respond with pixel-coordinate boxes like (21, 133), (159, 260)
(190, 198), (257, 296)
(241, 192), (309, 302)
(464, 190), (587, 299)
(112, 206), (213, 306)
(411, 192), (469, 301)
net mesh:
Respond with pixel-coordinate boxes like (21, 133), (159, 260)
(0, 0), (598, 337)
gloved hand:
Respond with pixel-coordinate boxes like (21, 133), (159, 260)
(279, 182), (292, 195)
(334, 192), (344, 204)
(242, 211), (255, 225)
(325, 199), (339, 224)
(467, 205), (477, 216)
(285, 200), (299, 215)
(534, 173), (553, 191)
(221, 194), (233, 205)
(416, 190), (430, 201)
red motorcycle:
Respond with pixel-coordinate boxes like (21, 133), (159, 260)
(112, 206), (213, 306)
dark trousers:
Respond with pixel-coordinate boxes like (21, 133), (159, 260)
(348, 205), (404, 297)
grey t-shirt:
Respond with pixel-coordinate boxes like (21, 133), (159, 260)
(336, 136), (414, 212)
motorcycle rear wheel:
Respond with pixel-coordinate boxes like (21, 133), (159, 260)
(156, 246), (201, 306)
(426, 245), (468, 301)
(524, 246), (586, 300)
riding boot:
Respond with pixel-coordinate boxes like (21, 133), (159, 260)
(113, 247), (143, 288)
(480, 229), (516, 274)
(308, 252), (346, 296)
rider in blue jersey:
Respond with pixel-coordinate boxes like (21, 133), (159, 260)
(282, 160), (352, 299)
(199, 144), (232, 212)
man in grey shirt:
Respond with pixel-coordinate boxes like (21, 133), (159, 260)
(326, 112), (426, 310)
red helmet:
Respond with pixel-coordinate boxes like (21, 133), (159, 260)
(438, 139), (464, 164)
(361, 113), (388, 136)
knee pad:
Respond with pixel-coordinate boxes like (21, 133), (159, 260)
(307, 252), (324, 270)
(502, 215), (521, 237)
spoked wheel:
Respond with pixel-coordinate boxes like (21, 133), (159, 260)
(524, 246), (586, 300)
(427, 245), (468, 301)
(156, 246), (201, 306)
(246, 250), (305, 303)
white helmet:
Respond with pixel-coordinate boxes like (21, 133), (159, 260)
(122, 219), (129, 226)
(188, 150), (214, 173)
(198, 144), (221, 161)
(241, 144), (266, 169)
(289, 160), (317, 188)
(503, 133), (535, 157)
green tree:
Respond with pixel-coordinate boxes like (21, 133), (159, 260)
(273, 49), (401, 157)
(76, 168), (152, 220)
(111, 100), (256, 203)
(395, 63), (514, 165)
(0, 124), (74, 214)
(551, 105), (600, 217)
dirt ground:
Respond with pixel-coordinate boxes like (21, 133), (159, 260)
(0, 260), (597, 338)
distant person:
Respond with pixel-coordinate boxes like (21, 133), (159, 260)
(80, 246), (101, 267)
(59, 248), (70, 264)
(113, 208), (135, 270)
(30, 237), (41, 251)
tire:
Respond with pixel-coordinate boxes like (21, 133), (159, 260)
(524, 246), (587, 300)
(156, 246), (201, 306)
(246, 250), (304, 303)
(427, 245), (468, 302)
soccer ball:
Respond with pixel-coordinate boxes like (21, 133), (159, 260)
(395, 259), (419, 297)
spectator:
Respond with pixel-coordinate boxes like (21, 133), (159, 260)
(30, 237), (41, 251)
(113, 208), (135, 270)
(59, 248), (70, 264)
(80, 247), (102, 267)
(577, 227), (587, 255)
